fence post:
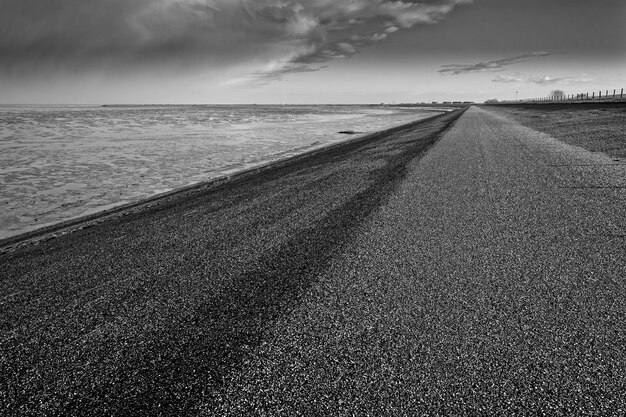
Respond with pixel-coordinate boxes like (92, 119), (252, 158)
(592, 92), (595, 99)
(622, 88), (624, 98)
(599, 91), (602, 99)
(587, 92), (589, 99)
(614, 89), (616, 98)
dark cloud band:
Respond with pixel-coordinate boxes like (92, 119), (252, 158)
(438, 52), (550, 75)
(0, 0), (472, 83)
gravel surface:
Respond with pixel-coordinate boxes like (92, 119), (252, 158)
(213, 106), (626, 415)
(2, 106), (625, 415)
(488, 103), (626, 158)
(0, 110), (460, 415)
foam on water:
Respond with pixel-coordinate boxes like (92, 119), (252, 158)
(0, 104), (443, 239)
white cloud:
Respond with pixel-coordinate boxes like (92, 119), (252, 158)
(492, 74), (592, 85)
(337, 42), (357, 54)
(371, 33), (388, 42)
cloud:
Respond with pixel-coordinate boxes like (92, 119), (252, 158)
(439, 52), (550, 75)
(492, 74), (592, 85)
(0, 0), (472, 84)
(228, 64), (328, 87)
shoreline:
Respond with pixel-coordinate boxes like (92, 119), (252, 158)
(0, 105), (444, 245)
(1, 102), (467, 414)
(0, 109), (455, 253)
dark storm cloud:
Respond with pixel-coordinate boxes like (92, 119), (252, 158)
(230, 0), (474, 84)
(0, 0), (237, 72)
(438, 52), (550, 75)
(0, 0), (472, 82)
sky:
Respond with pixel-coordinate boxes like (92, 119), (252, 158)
(0, 0), (624, 104)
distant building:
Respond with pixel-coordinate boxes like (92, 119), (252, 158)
(431, 101), (438, 104)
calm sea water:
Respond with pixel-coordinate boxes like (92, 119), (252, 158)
(0, 104), (445, 239)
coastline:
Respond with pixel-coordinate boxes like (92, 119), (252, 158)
(0, 105), (444, 243)
(1, 108), (465, 413)
(0, 109), (454, 253)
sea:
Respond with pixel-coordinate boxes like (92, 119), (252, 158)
(0, 104), (447, 240)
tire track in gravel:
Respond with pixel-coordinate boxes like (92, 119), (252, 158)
(0, 109), (465, 415)
(62, 111), (464, 415)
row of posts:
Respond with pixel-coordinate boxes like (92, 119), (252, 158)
(529, 88), (624, 102)
(573, 88), (624, 100)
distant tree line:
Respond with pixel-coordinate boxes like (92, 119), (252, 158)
(549, 90), (565, 100)
(485, 89), (567, 104)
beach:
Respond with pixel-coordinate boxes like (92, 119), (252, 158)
(1, 105), (626, 414)
(0, 104), (443, 240)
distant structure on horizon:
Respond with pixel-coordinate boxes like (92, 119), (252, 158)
(383, 100), (474, 107)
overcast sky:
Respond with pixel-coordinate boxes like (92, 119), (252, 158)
(1, 0), (624, 104)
